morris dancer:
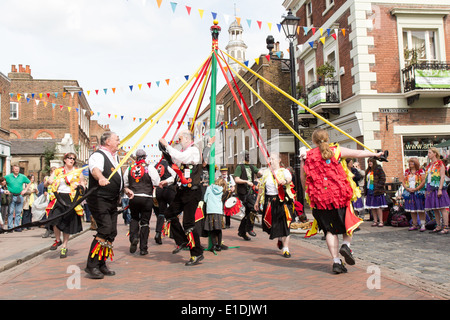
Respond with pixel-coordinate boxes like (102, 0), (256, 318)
(123, 149), (160, 255)
(154, 158), (177, 244)
(255, 153), (295, 258)
(45, 152), (86, 259)
(85, 132), (123, 279)
(159, 130), (204, 266)
(301, 129), (383, 274)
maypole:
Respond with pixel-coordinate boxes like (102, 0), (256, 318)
(209, 20), (221, 184)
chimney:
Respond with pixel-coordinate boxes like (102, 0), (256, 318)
(275, 41), (280, 52)
(8, 64), (33, 80)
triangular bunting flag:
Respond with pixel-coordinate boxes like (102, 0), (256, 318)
(129, 85), (133, 91)
(235, 17), (241, 25)
(170, 2), (177, 13)
(265, 54), (270, 62)
(87, 90), (91, 96)
(211, 12), (217, 20)
(247, 19), (251, 28)
(138, 84), (142, 90)
(255, 57), (260, 65)
(257, 21), (262, 29)
(165, 79), (170, 85)
(267, 22), (272, 30)
(309, 41), (315, 48)
(112, 88), (116, 93)
(103, 89), (107, 94)
(303, 26), (309, 35)
(277, 23), (281, 32)
(156, 81), (160, 87)
(185, 5), (191, 15)
(320, 36), (325, 45)
(312, 27), (316, 35)
(342, 28), (346, 37)
(156, 0), (162, 8)
(67, 107), (72, 112)
(147, 82), (151, 88)
(184, 75), (189, 81)
(198, 9), (204, 19)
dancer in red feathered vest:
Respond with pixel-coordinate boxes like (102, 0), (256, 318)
(301, 129), (383, 274)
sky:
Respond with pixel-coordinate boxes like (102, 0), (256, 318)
(0, 0), (289, 161)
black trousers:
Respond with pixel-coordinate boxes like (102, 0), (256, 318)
(86, 196), (119, 269)
(237, 193), (254, 235)
(154, 186), (176, 233)
(129, 196), (154, 251)
(165, 187), (203, 256)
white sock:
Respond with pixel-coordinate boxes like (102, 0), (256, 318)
(342, 241), (351, 248)
(282, 247), (289, 252)
(333, 257), (341, 264)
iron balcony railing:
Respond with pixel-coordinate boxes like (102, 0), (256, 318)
(402, 61), (450, 92)
(305, 80), (340, 108)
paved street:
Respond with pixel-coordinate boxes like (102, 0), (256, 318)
(0, 211), (448, 306)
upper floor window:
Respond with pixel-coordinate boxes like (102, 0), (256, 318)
(306, 1), (313, 27)
(403, 30), (437, 63)
(10, 102), (18, 119)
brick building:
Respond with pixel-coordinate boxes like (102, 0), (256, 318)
(8, 64), (92, 178)
(197, 53), (293, 172)
(0, 72), (11, 175)
(284, 0), (450, 182)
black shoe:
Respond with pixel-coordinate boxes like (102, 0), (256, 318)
(172, 242), (187, 254)
(129, 238), (138, 253)
(154, 232), (162, 245)
(99, 265), (116, 276)
(332, 260), (348, 274)
(185, 255), (204, 266)
(282, 250), (291, 258)
(248, 230), (256, 237)
(238, 233), (251, 241)
(220, 244), (229, 250)
(140, 249), (148, 255)
(277, 240), (283, 250)
(339, 244), (355, 265)
(85, 267), (105, 279)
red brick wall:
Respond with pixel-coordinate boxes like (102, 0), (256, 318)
(368, 5), (401, 93)
(379, 108), (450, 180)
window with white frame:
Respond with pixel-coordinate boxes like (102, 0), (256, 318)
(10, 102), (18, 119)
(306, 1), (313, 27)
(403, 29), (437, 63)
(392, 9), (446, 69)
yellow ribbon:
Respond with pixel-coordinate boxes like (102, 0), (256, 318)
(216, 52), (311, 149)
(109, 53), (213, 180)
(220, 49), (375, 153)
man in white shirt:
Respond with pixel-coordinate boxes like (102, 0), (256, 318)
(85, 132), (123, 279)
(159, 130), (204, 266)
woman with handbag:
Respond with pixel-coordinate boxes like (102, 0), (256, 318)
(402, 158), (427, 232)
(364, 158), (387, 227)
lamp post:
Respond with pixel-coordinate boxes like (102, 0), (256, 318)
(280, 9), (303, 205)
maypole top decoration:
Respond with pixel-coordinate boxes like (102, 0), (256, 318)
(211, 19), (221, 49)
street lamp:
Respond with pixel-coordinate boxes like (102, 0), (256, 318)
(280, 9), (303, 205)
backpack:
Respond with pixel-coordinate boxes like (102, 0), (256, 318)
(390, 213), (409, 227)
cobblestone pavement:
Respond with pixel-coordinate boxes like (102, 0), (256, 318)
(294, 217), (450, 299)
